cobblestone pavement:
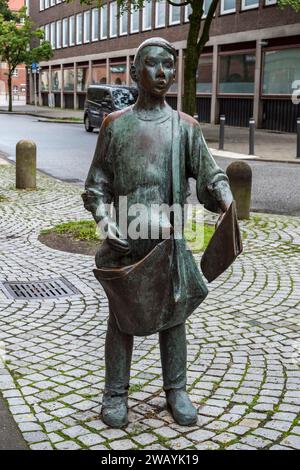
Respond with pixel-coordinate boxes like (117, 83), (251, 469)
(0, 164), (300, 450)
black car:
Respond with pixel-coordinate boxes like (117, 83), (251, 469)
(83, 84), (138, 132)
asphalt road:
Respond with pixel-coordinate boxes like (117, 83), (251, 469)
(0, 114), (299, 216)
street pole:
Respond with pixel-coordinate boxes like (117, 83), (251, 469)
(33, 71), (37, 110)
(249, 118), (255, 155)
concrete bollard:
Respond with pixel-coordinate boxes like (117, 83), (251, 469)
(249, 118), (255, 155)
(226, 161), (252, 220)
(16, 140), (36, 190)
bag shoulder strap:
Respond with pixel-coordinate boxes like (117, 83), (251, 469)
(171, 110), (181, 206)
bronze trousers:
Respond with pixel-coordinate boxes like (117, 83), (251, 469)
(104, 311), (187, 396)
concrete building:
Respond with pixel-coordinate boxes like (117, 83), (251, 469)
(28, 0), (300, 132)
(0, 0), (27, 104)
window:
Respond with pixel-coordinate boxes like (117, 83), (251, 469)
(196, 55), (213, 93)
(69, 16), (75, 46)
(155, 0), (166, 28)
(262, 48), (300, 95)
(92, 8), (99, 41)
(241, 0), (259, 10)
(100, 4), (108, 39)
(92, 64), (107, 85)
(220, 0), (236, 14)
(83, 10), (90, 43)
(110, 2), (117, 38)
(45, 0), (49, 8)
(63, 69), (74, 91)
(56, 0), (62, 3)
(219, 53), (256, 94)
(62, 18), (68, 47)
(56, 20), (61, 49)
(203, 0), (213, 18)
(142, 1), (152, 31)
(265, 0), (277, 4)
(169, 0), (181, 25)
(12, 69), (18, 77)
(77, 67), (89, 91)
(41, 70), (49, 91)
(40, 0), (44, 11)
(44, 24), (50, 42)
(130, 8), (139, 33)
(51, 69), (62, 92)
(50, 0), (55, 6)
(184, 3), (192, 22)
(76, 13), (83, 45)
(120, 10), (128, 35)
(50, 22), (55, 49)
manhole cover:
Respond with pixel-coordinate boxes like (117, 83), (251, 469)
(2, 278), (80, 299)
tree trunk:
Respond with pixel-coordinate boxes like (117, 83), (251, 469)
(182, 4), (202, 116)
(7, 73), (12, 112)
(183, 44), (199, 117)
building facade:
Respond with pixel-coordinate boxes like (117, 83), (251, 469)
(28, 0), (300, 132)
(0, 0), (27, 102)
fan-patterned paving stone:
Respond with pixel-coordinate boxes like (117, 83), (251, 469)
(0, 163), (299, 450)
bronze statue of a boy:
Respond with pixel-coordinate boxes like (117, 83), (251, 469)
(83, 38), (233, 428)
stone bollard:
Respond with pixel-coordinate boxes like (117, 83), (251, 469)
(16, 140), (36, 190)
(226, 161), (252, 220)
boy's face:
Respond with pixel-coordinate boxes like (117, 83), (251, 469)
(136, 46), (176, 97)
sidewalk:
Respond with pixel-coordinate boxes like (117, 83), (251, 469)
(0, 159), (299, 450)
(0, 104), (299, 163)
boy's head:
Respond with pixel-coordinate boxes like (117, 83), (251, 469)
(130, 38), (177, 97)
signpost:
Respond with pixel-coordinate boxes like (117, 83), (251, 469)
(31, 63), (39, 109)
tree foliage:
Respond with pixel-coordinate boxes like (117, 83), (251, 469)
(0, 0), (15, 20)
(0, 6), (53, 111)
(278, 0), (300, 11)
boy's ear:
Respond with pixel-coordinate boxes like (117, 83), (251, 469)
(130, 64), (138, 83)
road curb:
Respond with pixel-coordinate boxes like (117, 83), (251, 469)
(210, 148), (300, 165)
(0, 391), (28, 450)
(0, 110), (83, 123)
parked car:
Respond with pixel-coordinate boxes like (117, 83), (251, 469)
(83, 84), (138, 132)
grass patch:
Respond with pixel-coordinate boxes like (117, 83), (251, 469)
(0, 194), (7, 202)
(41, 220), (215, 252)
(41, 220), (100, 241)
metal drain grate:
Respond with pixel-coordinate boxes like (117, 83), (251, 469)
(2, 278), (79, 299)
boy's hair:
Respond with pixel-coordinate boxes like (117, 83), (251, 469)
(133, 37), (177, 69)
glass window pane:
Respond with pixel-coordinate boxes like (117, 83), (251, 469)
(131, 8), (139, 33)
(56, 20), (61, 48)
(101, 4), (107, 39)
(44, 24), (50, 42)
(69, 16), (75, 45)
(221, 0), (236, 13)
(84, 10), (90, 43)
(63, 69), (74, 91)
(219, 53), (256, 93)
(242, 0), (259, 8)
(110, 2), (117, 37)
(76, 13), (82, 44)
(156, 0), (166, 28)
(262, 48), (300, 95)
(197, 55), (213, 93)
(50, 22), (55, 49)
(120, 11), (128, 35)
(169, 0), (181, 24)
(142, 1), (152, 30)
(77, 67), (89, 92)
(92, 64), (107, 84)
(51, 69), (62, 91)
(92, 8), (99, 40)
(110, 63), (126, 85)
(41, 70), (49, 91)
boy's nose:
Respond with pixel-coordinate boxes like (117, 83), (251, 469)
(156, 64), (165, 78)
